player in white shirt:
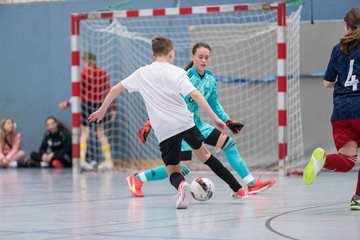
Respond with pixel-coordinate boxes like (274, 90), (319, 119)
(89, 36), (247, 209)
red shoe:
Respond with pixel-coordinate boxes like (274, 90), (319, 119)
(51, 159), (64, 168)
(248, 176), (277, 195)
(126, 175), (144, 197)
(232, 188), (248, 200)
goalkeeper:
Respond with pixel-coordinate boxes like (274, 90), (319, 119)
(128, 42), (276, 197)
(59, 52), (116, 171)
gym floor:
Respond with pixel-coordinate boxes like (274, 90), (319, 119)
(0, 169), (359, 239)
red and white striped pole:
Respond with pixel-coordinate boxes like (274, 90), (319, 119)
(71, 15), (82, 174)
(277, 2), (287, 175)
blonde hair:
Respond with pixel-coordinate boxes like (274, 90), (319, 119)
(340, 8), (360, 54)
(82, 51), (97, 66)
(0, 117), (17, 148)
(151, 36), (174, 57)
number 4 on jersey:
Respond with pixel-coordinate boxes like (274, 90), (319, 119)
(345, 59), (359, 91)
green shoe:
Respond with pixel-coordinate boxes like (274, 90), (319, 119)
(303, 148), (326, 185)
(350, 195), (360, 210)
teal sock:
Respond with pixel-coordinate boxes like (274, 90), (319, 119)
(223, 138), (255, 185)
(135, 164), (190, 182)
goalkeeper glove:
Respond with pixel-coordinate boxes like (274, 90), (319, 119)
(138, 119), (151, 144)
(226, 119), (244, 134)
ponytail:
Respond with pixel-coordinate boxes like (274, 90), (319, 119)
(184, 61), (193, 71)
(340, 8), (360, 54)
(340, 28), (360, 54)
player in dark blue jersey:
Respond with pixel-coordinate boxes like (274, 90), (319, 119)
(303, 8), (360, 210)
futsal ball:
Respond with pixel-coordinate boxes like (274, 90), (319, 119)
(190, 177), (214, 201)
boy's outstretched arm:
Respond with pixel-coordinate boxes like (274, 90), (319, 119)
(189, 89), (226, 132)
(88, 82), (125, 122)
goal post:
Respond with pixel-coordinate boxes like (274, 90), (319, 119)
(70, 2), (304, 174)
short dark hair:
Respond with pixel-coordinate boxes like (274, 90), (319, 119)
(152, 36), (174, 56)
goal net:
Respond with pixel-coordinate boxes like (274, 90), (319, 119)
(71, 3), (304, 172)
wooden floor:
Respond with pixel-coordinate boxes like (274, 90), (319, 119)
(0, 168), (359, 240)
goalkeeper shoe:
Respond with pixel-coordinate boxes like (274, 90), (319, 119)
(80, 161), (94, 171)
(127, 175), (144, 197)
(176, 180), (191, 209)
(303, 147), (326, 185)
(232, 188), (248, 200)
(98, 161), (114, 171)
(248, 177), (277, 195)
(350, 195), (360, 210)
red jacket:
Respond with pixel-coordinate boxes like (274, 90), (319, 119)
(80, 64), (116, 110)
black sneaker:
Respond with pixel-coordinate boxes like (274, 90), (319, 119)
(350, 195), (360, 210)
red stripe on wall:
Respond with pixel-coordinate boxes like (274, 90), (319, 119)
(72, 143), (80, 158)
(234, 5), (248, 11)
(72, 113), (81, 128)
(71, 15), (80, 35)
(71, 51), (80, 66)
(72, 82), (80, 97)
(153, 8), (166, 16)
(127, 10), (139, 17)
(278, 76), (287, 92)
(279, 143), (287, 160)
(206, 6), (220, 13)
(179, 7), (192, 14)
(278, 110), (287, 126)
(277, 3), (286, 26)
(101, 12), (114, 19)
(278, 43), (286, 59)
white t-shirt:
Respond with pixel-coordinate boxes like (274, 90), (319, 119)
(121, 61), (196, 143)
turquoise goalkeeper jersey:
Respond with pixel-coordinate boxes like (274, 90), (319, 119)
(184, 66), (230, 128)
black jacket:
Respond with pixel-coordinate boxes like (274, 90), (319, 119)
(39, 127), (71, 159)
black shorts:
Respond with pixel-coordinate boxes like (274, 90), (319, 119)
(159, 126), (205, 166)
(180, 128), (222, 161)
(81, 102), (111, 126)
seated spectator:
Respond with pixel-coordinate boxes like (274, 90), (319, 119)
(0, 117), (26, 168)
(30, 116), (72, 168)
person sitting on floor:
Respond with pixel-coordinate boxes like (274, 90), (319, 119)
(30, 116), (72, 168)
(0, 117), (26, 168)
